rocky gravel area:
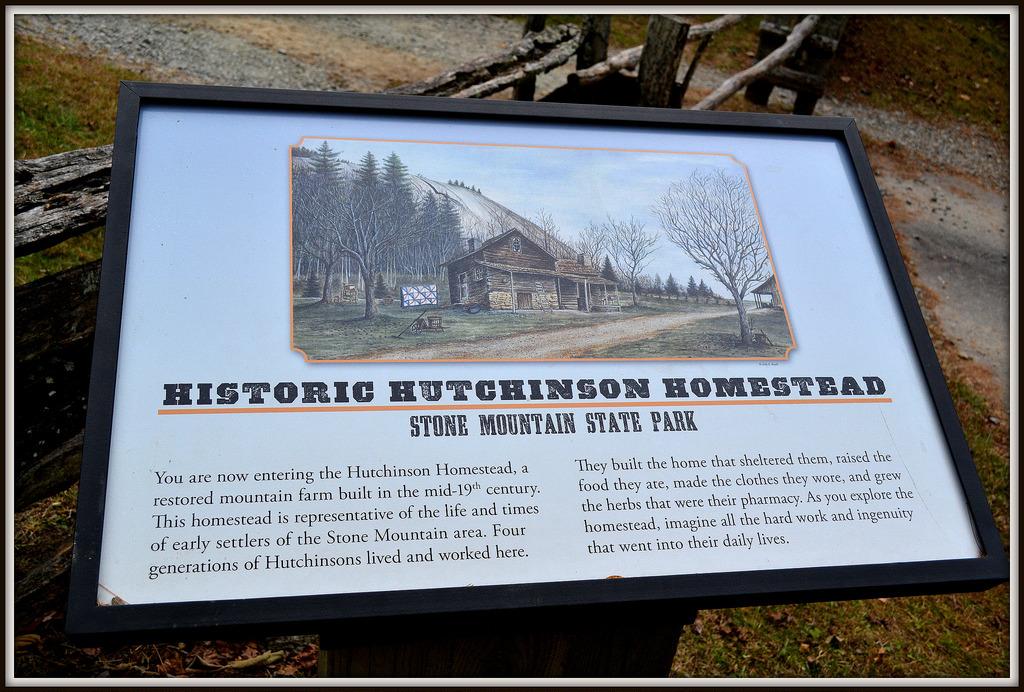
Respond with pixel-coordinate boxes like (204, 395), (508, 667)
(16, 14), (335, 89)
(814, 97), (1008, 188)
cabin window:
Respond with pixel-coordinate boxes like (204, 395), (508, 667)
(472, 267), (484, 281)
(511, 237), (522, 253)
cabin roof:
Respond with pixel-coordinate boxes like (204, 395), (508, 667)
(474, 260), (617, 285)
(442, 228), (555, 266)
(752, 275), (777, 294)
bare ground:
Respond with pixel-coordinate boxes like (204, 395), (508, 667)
(870, 147), (1011, 408)
(367, 307), (738, 360)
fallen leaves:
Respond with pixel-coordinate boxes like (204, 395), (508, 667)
(872, 643), (890, 664)
(14, 633), (319, 679)
(15, 634), (42, 651)
(766, 610), (796, 627)
(225, 650), (285, 670)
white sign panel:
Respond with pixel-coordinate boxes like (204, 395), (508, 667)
(67, 86), (1004, 636)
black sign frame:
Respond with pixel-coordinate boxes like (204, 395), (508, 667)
(65, 81), (1008, 642)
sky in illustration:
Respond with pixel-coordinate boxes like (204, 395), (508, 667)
(303, 137), (771, 295)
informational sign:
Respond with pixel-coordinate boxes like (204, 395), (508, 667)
(67, 83), (1006, 639)
(400, 285), (439, 308)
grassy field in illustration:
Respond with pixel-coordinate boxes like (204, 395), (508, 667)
(581, 308), (793, 359)
(292, 298), (775, 361)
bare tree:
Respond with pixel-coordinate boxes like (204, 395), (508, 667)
(574, 221), (607, 268)
(531, 209), (561, 253)
(655, 168), (772, 344)
(292, 161), (346, 305)
(293, 146), (462, 316)
(330, 152), (407, 318)
(605, 216), (658, 308)
(481, 207), (515, 239)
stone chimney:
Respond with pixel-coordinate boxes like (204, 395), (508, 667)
(467, 237), (477, 253)
(577, 252), (586, 266)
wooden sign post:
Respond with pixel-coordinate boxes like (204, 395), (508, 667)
(319, 602), (695, 677)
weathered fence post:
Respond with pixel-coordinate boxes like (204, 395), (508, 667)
(513, 14), (548, 101)
(677, 33), (713, 105)
(638, 15), (690, 108)
(576, 15), (611, 70)
(743, 14), (846, 115)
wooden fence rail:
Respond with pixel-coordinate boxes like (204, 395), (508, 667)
(14, 144), (113, 257)
(386, 24), (579, 98)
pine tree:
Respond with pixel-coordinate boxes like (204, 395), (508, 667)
(311, 141), (341, 180)
(600, 255), (617, 282)
(665, 273), (679, 299)
(356, 151), (380, 191)
(438, 195), (461, 237)
(686, 275), (698, 301)
(698, 279), (710, 303)
(383, 152), (416, 231)
(653, 273), (664, 297)
(383, 152), (412, 193)
(374, 272), (389, 298)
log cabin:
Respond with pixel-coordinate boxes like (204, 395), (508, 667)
(444, 229), (619, 312)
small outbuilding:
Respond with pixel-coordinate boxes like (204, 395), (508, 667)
(444, 229), (619, 312)
(752, 275), (782, 309)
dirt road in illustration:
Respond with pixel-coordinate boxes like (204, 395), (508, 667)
(368, 308), (737, 360)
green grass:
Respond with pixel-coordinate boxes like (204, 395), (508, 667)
(292, 296), (746, 360)
(946, 378), (1010, 546)
(14, 34), (144, 286)
(293, 300), (634, 360)
(582, 306), (792, 359)
(673, 586), (1009, 677)
(830, 16), (1009, 137)
(14, 227), (106, 286)
(14, 34), (140, 159)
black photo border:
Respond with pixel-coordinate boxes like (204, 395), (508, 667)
(65, 81), (1008, 642)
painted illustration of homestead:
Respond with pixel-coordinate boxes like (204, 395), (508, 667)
(290, 141), (794, 361)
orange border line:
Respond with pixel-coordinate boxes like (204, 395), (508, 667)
(289, 136), (798, 363)
(158, 397), (893, 416)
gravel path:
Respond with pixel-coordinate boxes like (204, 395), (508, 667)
(15, 14), (332, 89)
(875, 166), (1011, 406)
(367, 308), (738, 361)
